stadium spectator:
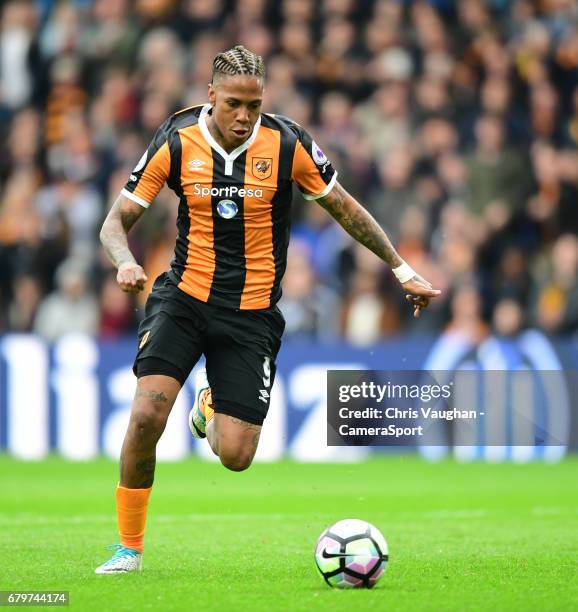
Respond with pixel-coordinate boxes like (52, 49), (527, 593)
(83, 0), (140, 77)
(99, 272), (138, 339)
(353, 82), (412, 160)
(279, 242), (340, 340)
(445, 284), (489, 343)
(0, 1), (37, 111)
(33, 258), (99, 341)
(3, 108), (42, 181)
(490, 246), (532, 309)
(7, 273), (42, 333)
(369, 146), (417, 236)
(34, 172), (101, 260)
(340, 243), (401, 345)
(532, 234), (578, 334)
(465, 114), (529, 219)
(492, 297), (525, 337)
(526, 141), (578, 239)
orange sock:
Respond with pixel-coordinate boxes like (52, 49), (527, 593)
(116, 484), (152, 553)
(200, 388), (215, 425)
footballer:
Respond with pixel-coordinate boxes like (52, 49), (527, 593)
(95, 45), (440, 573)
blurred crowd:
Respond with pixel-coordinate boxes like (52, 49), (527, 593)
(1, 0), (578, 345)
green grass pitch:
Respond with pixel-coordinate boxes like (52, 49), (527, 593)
(1, 456), (577, 611)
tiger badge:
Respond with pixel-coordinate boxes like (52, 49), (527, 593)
(252, 157), (272, 180)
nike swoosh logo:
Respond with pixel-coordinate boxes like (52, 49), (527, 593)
(321, 549), (389, 561)
(322, 550), (349, 559)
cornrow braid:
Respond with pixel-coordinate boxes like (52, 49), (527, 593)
(212, 45), (265, 81)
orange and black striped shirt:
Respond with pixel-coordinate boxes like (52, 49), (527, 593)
(121, 104), (338, 310)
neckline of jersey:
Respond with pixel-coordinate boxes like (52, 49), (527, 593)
(198, 104), (261, 174)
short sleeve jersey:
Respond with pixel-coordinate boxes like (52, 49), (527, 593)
(122, 104), (337, 309)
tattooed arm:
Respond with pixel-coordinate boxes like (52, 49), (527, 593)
(318, 182), (402, 268)
(317, 182), (441, 317)
(100, 194), (148, 294)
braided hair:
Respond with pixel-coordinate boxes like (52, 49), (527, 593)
(212, 45), (265, 82)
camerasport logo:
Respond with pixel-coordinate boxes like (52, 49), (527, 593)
(312, 141), (328, 165)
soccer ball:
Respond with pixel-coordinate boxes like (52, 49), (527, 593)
(314, 518), (388, 588)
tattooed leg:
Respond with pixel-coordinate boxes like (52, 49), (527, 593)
(129, 455), (157, 488)
(119, 375), (181, 488)
(207, 413), (262, 472)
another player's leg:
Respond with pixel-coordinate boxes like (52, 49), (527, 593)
(95, 374), (181, 574)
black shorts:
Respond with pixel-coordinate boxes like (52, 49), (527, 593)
(133, 272), (285, 425)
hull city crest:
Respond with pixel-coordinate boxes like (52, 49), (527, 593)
(252, 157), (272, 180)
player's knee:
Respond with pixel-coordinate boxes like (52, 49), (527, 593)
(132, 404), (168, 440)
(219, 448), (254, 472)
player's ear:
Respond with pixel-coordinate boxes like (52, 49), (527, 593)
(208, 83), (216, 106)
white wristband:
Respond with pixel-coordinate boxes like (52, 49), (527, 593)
(392, 261), (416, 284)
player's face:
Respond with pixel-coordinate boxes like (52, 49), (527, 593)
(208, 75), (264, 150)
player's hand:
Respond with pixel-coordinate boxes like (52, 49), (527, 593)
(401, 274), (441, 319)
(117, 262), (148, 294)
